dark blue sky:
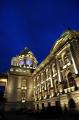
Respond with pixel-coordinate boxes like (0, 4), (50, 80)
(0, 0), (79, 72)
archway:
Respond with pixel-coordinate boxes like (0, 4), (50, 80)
(42, 103), (45, 109)
(37, 104), (39, 110)
(67, 72), (77, 90)
(68, 98), (76, 109)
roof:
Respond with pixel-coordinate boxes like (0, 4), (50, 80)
(33, 29), (79, 76)
(51, 29), (78, 54)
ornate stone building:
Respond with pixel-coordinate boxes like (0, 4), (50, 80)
(6, 48), (38, 110)
(1, 29), (79, 110)
(33, 29), (79, 110)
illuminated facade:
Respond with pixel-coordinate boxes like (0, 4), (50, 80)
(2, 29), (79, 110)
(0, 74), (7, 97)
(33, 29), (79, 110)
(6, 48), (38, 110)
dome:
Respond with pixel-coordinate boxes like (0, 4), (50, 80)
(11, 47), (38, 69)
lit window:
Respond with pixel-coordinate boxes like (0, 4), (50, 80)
(19, 60), (24, 65)
(26, 59), (32, 66)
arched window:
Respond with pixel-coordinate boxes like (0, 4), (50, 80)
(67, 72), (77, 89)
(62, 79), (68, 89)
(62, 51), (71, 68)
(46, 67), (50, 78)
(54, 80), (59, 95)
(52, 63), (57, 76)
(47, 81), (51, 90)
(41, 72), (43, 82)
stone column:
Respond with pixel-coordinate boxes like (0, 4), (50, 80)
(56, 57), (64, 94)
(49, 64), (53, 87)
(39, 74), (41, 92)
(44, 70), (47, 90)
(56, 57), (62, 82)
(69, 44), (78, 74)
(50, 64), (56, 95)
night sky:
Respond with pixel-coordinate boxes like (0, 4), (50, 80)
(0, 0), (79, 73)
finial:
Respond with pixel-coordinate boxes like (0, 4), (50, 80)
(24, 47), (30, 52)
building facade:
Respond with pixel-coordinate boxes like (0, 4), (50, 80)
(32, 29), (79, 110)
(6, 48), (38, 110)
(2, 29), (79, 111)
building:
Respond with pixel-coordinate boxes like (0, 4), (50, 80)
(2, 29), (79, 110)
(6, 48), (38, 110)
(32, 29), (79, 110)
(0, 73), (8, 97)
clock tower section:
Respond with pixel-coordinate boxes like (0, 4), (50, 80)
(6, 48), (38, 110)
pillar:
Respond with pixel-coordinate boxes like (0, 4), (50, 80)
(49, 64), (53, 87)
(69, 44), (78, 74)
(56, 57), (62, 82)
